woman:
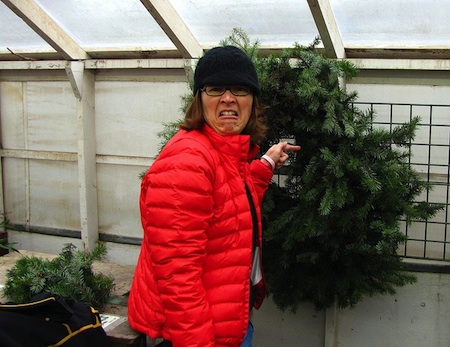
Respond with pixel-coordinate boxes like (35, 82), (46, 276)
(128, 46), (300, 347)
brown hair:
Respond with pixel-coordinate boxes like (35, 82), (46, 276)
(180, 92), (268, 145)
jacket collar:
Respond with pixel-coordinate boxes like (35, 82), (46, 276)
(202, 124), (260, 162)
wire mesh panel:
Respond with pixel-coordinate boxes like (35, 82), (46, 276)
(271, 102), (450, 261)
(354, 102), (450, 261)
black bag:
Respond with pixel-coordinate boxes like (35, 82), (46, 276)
(0, 292), (111, 347)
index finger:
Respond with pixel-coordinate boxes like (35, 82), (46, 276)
(283, 143), (301, 152)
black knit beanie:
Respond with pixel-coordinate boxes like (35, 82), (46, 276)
(193, 46), (260, 95)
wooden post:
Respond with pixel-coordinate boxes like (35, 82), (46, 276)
(66, 61), (98, 251)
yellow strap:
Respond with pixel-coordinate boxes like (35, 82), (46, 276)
(47, 307), (103, 347)
(0, 296), (56, 309)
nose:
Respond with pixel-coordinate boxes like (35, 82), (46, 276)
(220, 89), (236, 103)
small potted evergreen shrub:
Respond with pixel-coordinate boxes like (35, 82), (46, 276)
(0, 231), (10, 256)
(0, 215), (17, 257)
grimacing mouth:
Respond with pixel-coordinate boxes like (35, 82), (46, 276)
(219, 110), (238, 117)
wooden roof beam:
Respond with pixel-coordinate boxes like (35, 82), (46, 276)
(307, 0), (345, 59)
(140, 0), (203, 59)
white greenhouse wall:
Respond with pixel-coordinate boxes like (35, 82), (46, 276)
(2, 68), (449, 263)
(0, 68), (190, 264)
(1, 67), (450, 346)
(251, 271), (450, 347)
(94, 80), (189, 241)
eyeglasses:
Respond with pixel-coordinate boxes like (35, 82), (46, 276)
(201, 86), (252, 97)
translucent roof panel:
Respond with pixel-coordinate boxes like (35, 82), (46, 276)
(1, 0), (319, 54)
(330, 0), (450, 47)
(0, 1), (53, 51)
(1, 0), (449, 60)
(34, 0), (174, 50)
(169, 0), (319, 48)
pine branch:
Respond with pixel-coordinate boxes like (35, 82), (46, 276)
(3, 243), (115, 308)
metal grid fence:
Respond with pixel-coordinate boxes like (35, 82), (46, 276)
(274, 102), (450, 262)
(354, 102), (450, 261)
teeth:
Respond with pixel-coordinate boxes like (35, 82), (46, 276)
(220, 111), (237, 116)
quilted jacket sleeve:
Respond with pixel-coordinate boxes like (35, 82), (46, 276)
(140, 137), (216, 347)
(249, 159), (274, 205)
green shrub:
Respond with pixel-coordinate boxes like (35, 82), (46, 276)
(3, 243), (114, 309)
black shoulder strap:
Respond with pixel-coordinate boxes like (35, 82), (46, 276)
(245, 184), (259, 250)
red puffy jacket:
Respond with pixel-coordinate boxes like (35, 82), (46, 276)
(128, 125), (273, 347)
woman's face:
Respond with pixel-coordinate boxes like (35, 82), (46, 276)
(201, 87), (253, 136)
